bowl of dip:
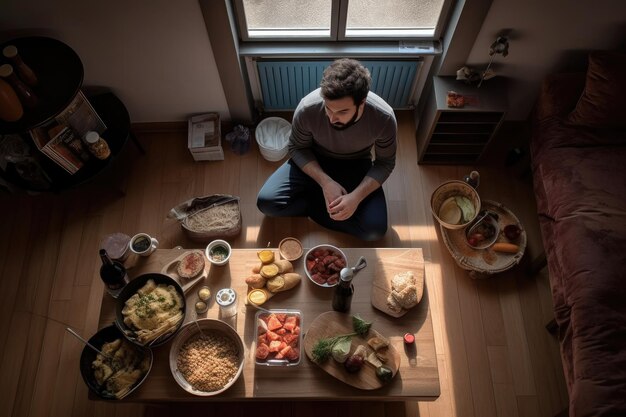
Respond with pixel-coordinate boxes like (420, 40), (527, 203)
(278, 237), (303, 261)
(205, 239), (231, 266)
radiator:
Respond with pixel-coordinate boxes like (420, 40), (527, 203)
(256, 60), (421, 110)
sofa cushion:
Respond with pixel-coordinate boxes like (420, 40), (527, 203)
(568, 51), (626, 128)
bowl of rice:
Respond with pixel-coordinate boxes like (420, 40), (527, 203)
(169, 319), (244, 396)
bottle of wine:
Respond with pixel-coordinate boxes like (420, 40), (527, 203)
(99, 249), (129, 298)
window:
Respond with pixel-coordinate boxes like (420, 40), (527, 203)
(234, 0), (450, 41)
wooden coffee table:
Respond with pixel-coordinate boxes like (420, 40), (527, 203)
(95, 248), (439, 401)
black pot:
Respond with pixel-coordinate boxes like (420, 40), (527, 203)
(79, 324), (153, 400)
(114, 272), (186, 347)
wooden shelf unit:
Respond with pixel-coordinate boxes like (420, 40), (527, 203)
(416, 76), (507, 164)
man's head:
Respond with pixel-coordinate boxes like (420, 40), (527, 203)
(320, 59), (371, 129)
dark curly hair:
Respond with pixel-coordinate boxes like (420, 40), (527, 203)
(320, 59), (371, 105)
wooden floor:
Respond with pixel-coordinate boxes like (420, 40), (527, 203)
(0, 112), (568, 417)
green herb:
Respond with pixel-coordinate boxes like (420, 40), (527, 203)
(352, 315), (372, 336)
(311, 314), (373, 363)
(312, 334), (355, 363)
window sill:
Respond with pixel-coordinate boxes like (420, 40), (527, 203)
(238, 41), (442, 58)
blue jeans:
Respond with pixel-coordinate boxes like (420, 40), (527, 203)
(256, 156), (388, 241)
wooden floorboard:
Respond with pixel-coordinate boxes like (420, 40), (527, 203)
(0, 112), (567, 417)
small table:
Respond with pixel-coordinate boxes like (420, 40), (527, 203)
(95, 248), (440, 401)
(440, 200), (527, 277)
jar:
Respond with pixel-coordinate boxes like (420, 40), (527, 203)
(216, 288), (237, 318)
(84, 131), (111, 159)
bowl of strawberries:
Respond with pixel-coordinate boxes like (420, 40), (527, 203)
(304, 244), (348, 287)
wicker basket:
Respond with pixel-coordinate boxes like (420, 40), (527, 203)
(440, 200), (526, 278)
(168, 194), (241, 242)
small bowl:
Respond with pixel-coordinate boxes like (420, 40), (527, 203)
(278, 237), (303, 261)
(304, 244), (348, 287)
(169, 319), (244, 396)
(79, 324), (153, 400)
(465, 211), (500, 249)
(430, 180), (481, 230)
(205, 239), (231, 266)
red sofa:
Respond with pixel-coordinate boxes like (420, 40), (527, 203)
(530, 52), (626, 416)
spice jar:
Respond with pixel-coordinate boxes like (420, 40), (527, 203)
(84, 131), (111, 159)
(216, 288), (237, 318)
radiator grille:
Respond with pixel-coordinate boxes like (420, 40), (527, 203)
(256, 60), (420, 110)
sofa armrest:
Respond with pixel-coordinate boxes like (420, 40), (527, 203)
(535, 73), (586, 122)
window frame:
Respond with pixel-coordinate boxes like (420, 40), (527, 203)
(233, 0), (453, 42)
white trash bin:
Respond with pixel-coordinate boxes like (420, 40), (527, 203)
(255, 117), (291, 162)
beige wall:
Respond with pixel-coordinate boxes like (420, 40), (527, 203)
(0, 0), (230, 123)
(461, 0), (626, 119)
(3, 0), (625, 123)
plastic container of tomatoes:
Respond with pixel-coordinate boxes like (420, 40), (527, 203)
(254, 309), (302, 367)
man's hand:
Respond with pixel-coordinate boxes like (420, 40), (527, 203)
(328, 192), (359, 220)
(322, 180), (347, 208)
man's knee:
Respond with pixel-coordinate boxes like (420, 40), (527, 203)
(359, 221), (387, 241)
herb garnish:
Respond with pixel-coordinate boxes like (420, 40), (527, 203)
(311, 314), (373, 363)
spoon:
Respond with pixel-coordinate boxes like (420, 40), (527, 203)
(66, 327), (113, 360)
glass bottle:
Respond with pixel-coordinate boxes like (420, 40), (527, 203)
(99, 249), (129, 298)
(332, 268), (355, 312)
(463, 170), (480, 189)
(2, 45), (38, 87)
(0, 64), (38, 108)
(83, 131), (111, 159)
(0, 78), (23, 122)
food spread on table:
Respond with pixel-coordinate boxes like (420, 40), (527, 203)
(88, 242), (430, 398)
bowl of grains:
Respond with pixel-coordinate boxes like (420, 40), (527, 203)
(169, 319), (244, 396)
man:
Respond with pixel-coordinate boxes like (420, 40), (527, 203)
(256, 58), (397, 241)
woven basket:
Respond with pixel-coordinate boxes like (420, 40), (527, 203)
(440, 200), (526, 278)
(168, 194), (241, 242)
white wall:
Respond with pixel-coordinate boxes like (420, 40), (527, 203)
(462, 0), (626, 120)
(0, 0), (230, 123)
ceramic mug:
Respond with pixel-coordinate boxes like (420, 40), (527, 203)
(129, 233), (159, 257)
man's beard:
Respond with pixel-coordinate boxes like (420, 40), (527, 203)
(330, 107), (360, 130)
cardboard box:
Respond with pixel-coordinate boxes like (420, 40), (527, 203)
(188, 113), (223, 161)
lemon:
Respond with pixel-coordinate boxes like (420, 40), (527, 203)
(248, 289), (268, 305)
(257, 250), (275, 264)
(439, 197), (462, 224)
(260, 263), (279, 279)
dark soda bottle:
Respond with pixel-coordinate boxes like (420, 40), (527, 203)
(99, 249), (128, 298)
(332, 268), (354, 312)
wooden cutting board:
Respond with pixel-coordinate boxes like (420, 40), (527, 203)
(303, 311), (400, 390)
(370, 248), (425, 318)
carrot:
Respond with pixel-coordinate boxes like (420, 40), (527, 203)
(492, 242), (519, 253)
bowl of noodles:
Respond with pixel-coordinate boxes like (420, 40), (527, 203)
(114, 273), (186, 347)
(79, 324), (153, 400)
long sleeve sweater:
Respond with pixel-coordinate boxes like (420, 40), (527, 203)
(288, 88), (397, 184)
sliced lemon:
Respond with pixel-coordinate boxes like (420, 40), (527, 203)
(248, 289), (268, 305)
(260, 263), (279, 279)
(257, 249), (275, 264)
(439, 197), (462, 224)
